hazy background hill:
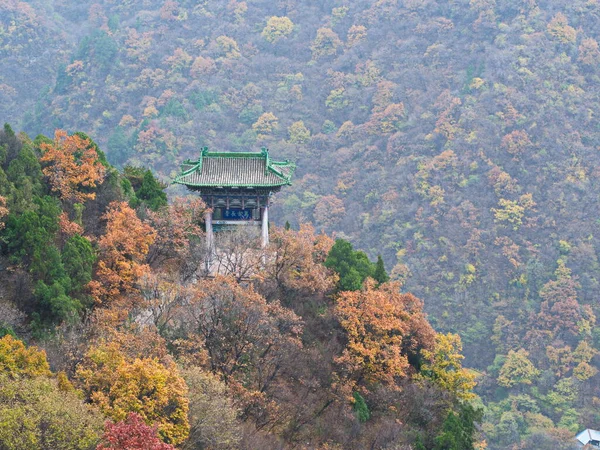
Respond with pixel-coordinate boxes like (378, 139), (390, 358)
(3, 0), (600, 446)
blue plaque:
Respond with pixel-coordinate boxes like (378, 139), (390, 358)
(223, 209), (253, 220)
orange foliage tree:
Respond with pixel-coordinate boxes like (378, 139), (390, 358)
(89, 202), (156, 304)
(40, 129), (106, 202)
(334, 280), (435, 388)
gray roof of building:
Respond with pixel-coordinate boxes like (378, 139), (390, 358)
(576, 429), (600, 445)
(173, 148), (295, 188)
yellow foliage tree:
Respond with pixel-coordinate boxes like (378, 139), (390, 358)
(76, 342), (189, 445)
(0, 335), (51, 378)
(347, 25), (367, 46)
(215, 35), (241, 59)
(311, 28), (342, 59)
(497, 349), (540, 388)
(491, 193), (535, 230)
(252, 112), (279, 138)
(262, 16), (294, 43)
(287, 120), (311, 144)
(420, 333), (476, 400)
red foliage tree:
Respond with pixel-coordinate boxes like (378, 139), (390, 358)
(97, 413), (175, 450)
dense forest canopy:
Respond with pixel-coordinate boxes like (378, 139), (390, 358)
(0, 125), (479, 448)
(2, 0), (600, 447)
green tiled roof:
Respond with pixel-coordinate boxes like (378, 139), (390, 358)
(173, 148), (295, 188)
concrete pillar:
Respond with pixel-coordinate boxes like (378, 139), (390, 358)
(261, 204), (269, 248)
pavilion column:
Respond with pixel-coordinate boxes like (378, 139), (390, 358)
(205, 210), (214, 256)
(261, 204), (269, 248)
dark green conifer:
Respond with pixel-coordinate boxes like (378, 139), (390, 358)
(352, 392), (370, 422)
(373, 255), (390, 284)
(137, 170), (167, 211)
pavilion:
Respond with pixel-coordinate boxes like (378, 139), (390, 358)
(173, 147), (295, 255)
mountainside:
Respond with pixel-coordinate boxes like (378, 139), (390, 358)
(2, 0), (600, 447)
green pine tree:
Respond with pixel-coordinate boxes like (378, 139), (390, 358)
(352, 392), (370, 422)
(325, 239), (375, 291)
(373, 255), (390, 284)
(137, 170), (167, 211)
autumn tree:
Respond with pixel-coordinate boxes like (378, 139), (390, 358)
(262, 224), (336, 297)
(89, 201), (156, 304)
(0, 195), (7, 229)
(420, 333), (476, 400)
(578, 37), (600, 66)
(175, 277), (302, 393)
(547, 13), (577, 44)
(311, 28), (342, 59)
(181, 367), (241, 450)
(334, 280), (435, 387)
(76, 342), (189, 445)
(97, 412), (175, 450)
(497, 349), (540, 388)
(40, 129), (106, 203)
(501, 130), (532, 159)
(347, 25), (367, 46)
(0, 375), (103, 450)
(252, 112), (279, 138)
(366, 103), (406, 134)
(533, 260), (589, 341)
(190, 56), (216, 78)
(262, 16), (294, 43)
(0, 335), (51, 378)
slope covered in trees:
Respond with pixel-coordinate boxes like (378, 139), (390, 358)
(0, 126), (479, 448)
(2, 0), (600, 446)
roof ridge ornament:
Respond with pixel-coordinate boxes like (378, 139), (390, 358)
(261, 147), (269, 175)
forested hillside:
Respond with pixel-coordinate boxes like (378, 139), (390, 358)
(0, 126), (478, 448)
(2, 0), (600, 447)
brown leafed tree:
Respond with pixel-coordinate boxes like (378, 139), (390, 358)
(40, 129), (106, 203)
(173, 276), (303, 427)
(177, 277), (303, 390)
(145, 196), (206, 278)
(262, 223), (337, 298)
